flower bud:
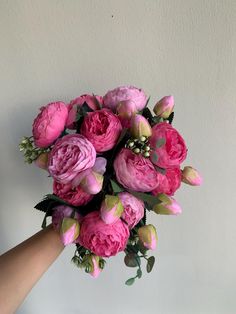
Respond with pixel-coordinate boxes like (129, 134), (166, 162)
(34, 152), (49, 170)
(86, 255), (103, 278)
(130, 114), (152, 138)
(153, 194), (182, 215)
(117, 100), (137, 128)
(60, 217), (80, 246)
(80, 170), (104, 195)
(100, 195), (124, 224)
(182, 166), (203, 186)
(138, 224), (157, 250)
(153, 96), (174, 118)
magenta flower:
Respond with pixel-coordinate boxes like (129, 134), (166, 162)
(80, 109), (122, 153)
(114, 148), (159, 192)
(77, 211), (129, 257)
(32, 102), (68, 148)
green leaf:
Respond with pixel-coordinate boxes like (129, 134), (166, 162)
(155, 138), (166, 148)
(137, 269), (142, 278)
(124, 253), (140, 268)
(110, 179), (124, 193)
(167, 111), (174, 124)
(154, 166), (166, 175)
(125, 277), (135, 286)
(146, 256), (155, 273)
(128, 191), (161, 208)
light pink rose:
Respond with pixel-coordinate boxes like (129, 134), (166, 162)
(32, 102), (68, 148)
(152, 167), (181, 196)
(87, 255), (103, 278)
(150, 122), (187, 168)
(80, 109), (122, 152)
(114, 148), (159, 192)
(103, 85), (147, 111)
(66, 94), (103, 129)
(48, 134), (96, 184)
(60, 217), (80, 246)
(52, 205), (81, 231)
(53, 180), (93, 206)
(181, 166), (203, 186)
(153, 194), (182, 215)
(119, 192), (144, 229)
(77, 211), (130, 257)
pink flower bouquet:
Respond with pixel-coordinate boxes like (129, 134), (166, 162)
(19, 85), (202, 285)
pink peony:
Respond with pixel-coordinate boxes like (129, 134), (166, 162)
(53, 180), (93, 206)
(114, 148), (159, 192)
(152, 167), (181, 196)
(32, 102), (68, 148)
(80, 109), (122, 153)
(48, 134), (96, 184)
(52, 205), (81, 231)
(77, 211), (130, 257)
(119, 192), (144, 229)
(150, 122), (187, 168)
(103, 85), (147, 112)
(66, 94), (103, 129)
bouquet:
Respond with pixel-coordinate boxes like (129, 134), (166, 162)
(19, 85), (202, 285)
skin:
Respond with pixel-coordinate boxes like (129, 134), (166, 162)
(0, 225), (64, 314)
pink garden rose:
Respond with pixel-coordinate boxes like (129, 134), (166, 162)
(152, 167), (181, 196)
(150, 122), (187, 168)
(119, 192), (144, 229)
(114, 148), (159, 192)
(77, 211), (130, 257)
(103, 85), (147, 111)
(66, 94), (103, 129)
(53, 180), (93, 206)
(52, 205), (81, 231)
(48, 134), (96, 184)
(32, 102), (68, 148)
(80, 109), (122, 153)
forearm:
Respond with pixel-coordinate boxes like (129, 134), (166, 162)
(0, 225), (64, 314)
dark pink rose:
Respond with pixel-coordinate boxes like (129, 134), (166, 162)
(119, 192), (144, 229)
(152, 167), (181, 196)
(48, 134), (96, 184)
(150, 122), (187, 168)
(114, 148), (159, 192)
(66, 94), (103, 129)
(53, 180), (93, 206)
(32, 102), (68, 148)
(77, 211), (130, 257)
(80, 109), (122, 153)
(103, 85), (147, 111)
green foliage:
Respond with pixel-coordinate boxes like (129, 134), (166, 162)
(110, 179), (124, 194)
(125, 277), (135, 286)
(146, 256), (155, 273)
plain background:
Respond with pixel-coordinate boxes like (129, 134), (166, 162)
(0, 1), (236, 313)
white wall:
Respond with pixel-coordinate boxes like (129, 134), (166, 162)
(0, 1), (236, 313)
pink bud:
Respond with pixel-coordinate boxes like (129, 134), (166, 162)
(60, 217), (80, 246)
(130, 114), (152, 138)
(87, 255), (103, 278)
(100, 195), (124, 224)
(117, 100), (137, 128)
(80, 170), (104, 195)
(34, 152), (48, 170)
(182, 166), (203, 186)
(153, 194), (182, 215)
(138, 224), (157, 250)
(153, 96), (174, 119)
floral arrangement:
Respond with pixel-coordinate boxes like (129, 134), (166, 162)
(19, 85), (202, 285)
